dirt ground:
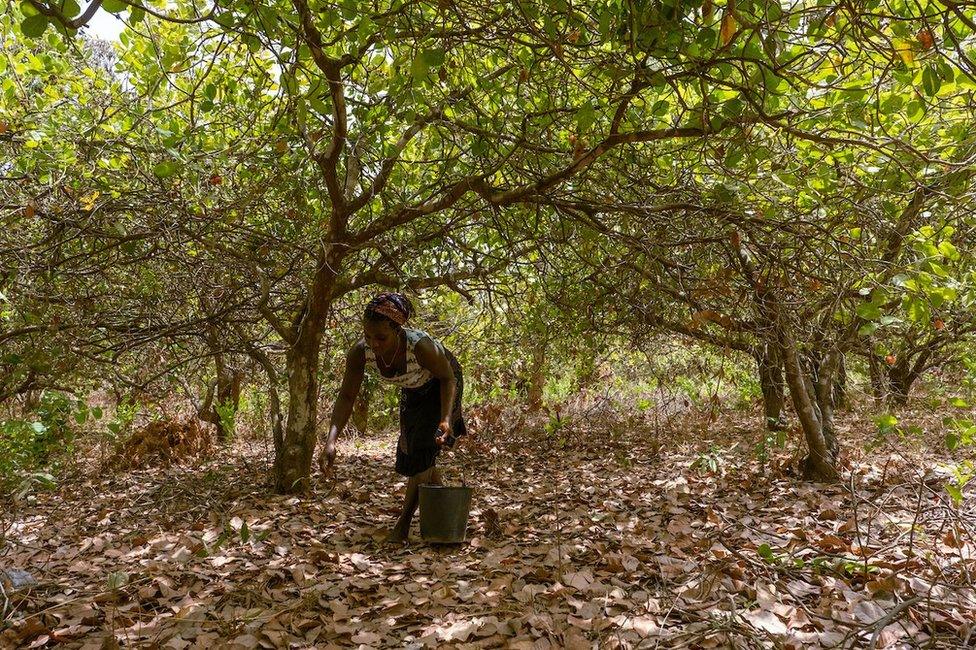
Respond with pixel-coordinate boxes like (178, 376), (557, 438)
(2, 409), (974, 648)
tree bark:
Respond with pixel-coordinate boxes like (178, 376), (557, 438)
(192, 354), (244, 443)
(273, 261), (337, 494)
(756, 342), (786, 431)
(810, 350), (840, 462)
(777, 323), (839, 482)
(212, 354), (243, 442)
(527, 345), (546, 412)
(242, 339), (284, 468)
(782, 350), (839, 481)
(886, 363), (915, 407)
(832, 353), (847, 409)
(868, 354), (887, 404)
(868, 356), (918, 407)
(277, 340), (318, 493)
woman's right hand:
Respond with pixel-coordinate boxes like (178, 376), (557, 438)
(318, 441), (337, 478)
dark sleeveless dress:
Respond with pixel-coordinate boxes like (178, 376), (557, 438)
(365, 328), (466, 476)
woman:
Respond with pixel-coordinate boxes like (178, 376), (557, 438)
(319, 292), (466, 544)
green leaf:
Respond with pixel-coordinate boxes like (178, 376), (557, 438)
(423, 49), (445, 67)
(938, 59), (955, 83)
(411, 48), (445, 81)
(107, 571), (129, 590)
(881, 95), (904, 114)
(214, 11), (235, 29)
(20, 14), (49, 38)
(876, 414), (898, 430)
(74, 410), (88, 425)
(577, 102), (596, 133)
(724, 147), (744, 168)
(938, 240), (959, 260)
(858, 322), (878, 336)
(946, 431), (959, 450)
(32, 472), (56, 489)
(904, 296), (929, 323)
(129, 5), (145, 23)
(471, 137), (488, 157)
(599, 7), (612, 39)
(758, 543), (775, 561)
(856, 302), (881, 320)
(153, 160), (180, 178)
(102, 0), (127, 13)
(721, 98), (743, 118)
(945, 483), (963, 504)
(92, 406), (103, 419)
(927, 261), (950, 278)
(922, 64), (941, 97)
(62, 0), (81, 18)
(410, 54), (429, 81)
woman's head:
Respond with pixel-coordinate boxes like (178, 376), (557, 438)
(363, 292), (413, 355)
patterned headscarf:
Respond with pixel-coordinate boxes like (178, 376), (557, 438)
(365, 292), (413, 326)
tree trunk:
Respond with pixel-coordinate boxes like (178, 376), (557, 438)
(832, 353), (847, 409)
(528, 345), (546, 412)
(737, 242), (838, 481)
(192, 354), (244, 443)
(756, 342), (786, 431)
(243, 341), (284, 471)
(886, 363), (914, 407)
(273, 262), (337, 494)
(810, 350), (840, 462)
(777, 326), (839, 482)
(275, 330), (323, 493)
(868, 355), (887, 403)
(212, 354), (243, 442)
(869, 356), (917, 407)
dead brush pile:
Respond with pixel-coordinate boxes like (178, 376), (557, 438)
(113, 418), (211, 469)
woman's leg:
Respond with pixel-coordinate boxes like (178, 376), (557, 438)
(388, 466), (441, 543)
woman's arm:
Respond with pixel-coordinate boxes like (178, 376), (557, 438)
(319, 343), (366, 473)
(414, 338), (457, 442)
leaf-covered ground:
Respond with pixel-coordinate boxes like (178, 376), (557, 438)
(2, 408), (975, 649)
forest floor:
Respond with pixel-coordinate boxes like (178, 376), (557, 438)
(1, 403), (975, 649)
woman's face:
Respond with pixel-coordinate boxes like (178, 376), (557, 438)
(363, 319), (399, 358)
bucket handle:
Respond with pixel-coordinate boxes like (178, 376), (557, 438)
(439, 433), (468, 486)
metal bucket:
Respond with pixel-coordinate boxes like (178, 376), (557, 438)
(419, 485), (473, 543)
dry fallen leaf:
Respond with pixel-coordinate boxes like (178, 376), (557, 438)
(742, 609), (787, 636)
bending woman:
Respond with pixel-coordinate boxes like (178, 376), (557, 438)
(319, 292), (466, 543)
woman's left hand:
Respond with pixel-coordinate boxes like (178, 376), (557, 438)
(435, 421), (452, 446)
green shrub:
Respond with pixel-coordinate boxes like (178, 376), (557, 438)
(0, 390), (75, 493)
